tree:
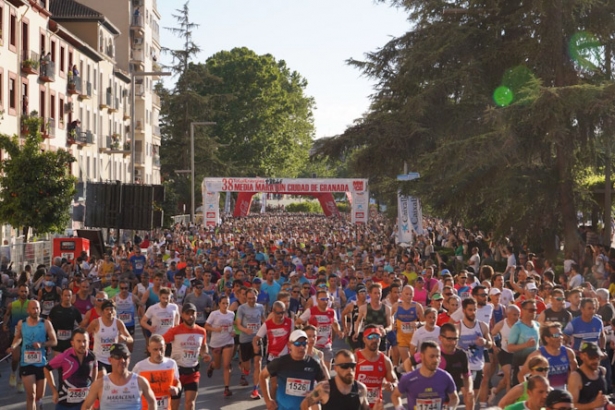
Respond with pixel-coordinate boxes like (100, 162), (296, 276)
(0, 113), (76, 239)
(198, 47), (315, 178)
(314, 0), (615, 255)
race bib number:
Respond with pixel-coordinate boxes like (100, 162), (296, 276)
(401, 322), (416, 333)
(317, 325), (331, 337)
(156, 396), (169, 409)
(43, 301), (54, 312)
(24, 350), (42, 364)
(366, 387), (380, 404)
(160, 318), (173, 327)
(285, 378), (311, 396)
(183, 350), (197, 361)
(102, 344), (112, 353)
(247, 323), (259, 332)
(67, 387), (88, 403)
(416, 398), (442, 410)
(118, 313), (132, 322)
(196, 311), (204, 321)
(135, 262), (144, 270)
(57, 330), (72, 341)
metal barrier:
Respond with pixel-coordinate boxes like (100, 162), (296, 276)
(7, 240), (53, 273)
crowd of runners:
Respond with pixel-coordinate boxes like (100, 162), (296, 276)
(0, 213), (613, 410)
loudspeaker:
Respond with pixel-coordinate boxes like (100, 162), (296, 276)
(153, 184), (165, 203)
(85, 183), (121, 228)
(121, 184), (153, 230)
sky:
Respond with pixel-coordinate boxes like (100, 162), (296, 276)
(157, 0), (410, 139)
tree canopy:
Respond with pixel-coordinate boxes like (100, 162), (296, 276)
(313, 0), (615, 253)
(0, 114), (76, 237)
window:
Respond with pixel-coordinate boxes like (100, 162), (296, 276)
(9, 12), (15, 48)
(93, 68), (97, 90)
(0, 71), (3, 107)
(0, 6), (4, 44)
(50, 40), (56, 62)
(8, 77), (15, 110)
(68, 51), (73, 71)
(60, 46), (65, 72)
(59, 97), (64, 121)
(50, 94), (55, 120)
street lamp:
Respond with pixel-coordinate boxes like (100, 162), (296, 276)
(130, 71), (171, 183)
(189, 121), (216, 223)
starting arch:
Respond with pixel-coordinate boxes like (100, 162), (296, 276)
(202, 177), (369, 226)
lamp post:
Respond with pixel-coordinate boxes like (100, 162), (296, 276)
(130, 71), (171, 183)
(189, 121), (216, 223)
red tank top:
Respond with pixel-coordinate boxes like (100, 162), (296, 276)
(307, 306), (335, 348)
(355, 350), (387, 407)
(265, 317), (293, 358)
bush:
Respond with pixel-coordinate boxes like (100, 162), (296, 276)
(336, 202), (351, 213)
(286, 202), (323, 213)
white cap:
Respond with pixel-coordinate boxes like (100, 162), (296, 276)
(289, 329), (308, 342)
(526, 282), (538, 291)
(224, 266), (233, 273)
(289, 271), (298, 278)
(489, 288), (501, 296)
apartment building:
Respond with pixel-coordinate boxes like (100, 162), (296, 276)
(0, 0), (161, 186)
(73, 0), (162, 185)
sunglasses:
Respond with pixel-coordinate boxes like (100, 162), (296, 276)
(525, 308), (537, 313)
(96, 298), (105, 302)
(442, 336), (459, 341)
(292, 291), (300, 294)
(366, 334), (381, 340)
(554, 297), (564, 302)
(120, 287), (129, 290)
(533, 367), (549, 372)
(444, 293), (453, 297)
(274, 311), (285, 315)
(292, 341), (307, 347)
(476, 293), (488, 297)
(336, 362), (357, 370)
(318, 297), (329, 301)
(549, 333), (563, 338)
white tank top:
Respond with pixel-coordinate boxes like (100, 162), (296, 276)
(500, 320), (513, 353)
(100, 373), (141, 410)
(93, 317), (118, 365)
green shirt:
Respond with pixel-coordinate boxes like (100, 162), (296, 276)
(103, 285), (119, 299)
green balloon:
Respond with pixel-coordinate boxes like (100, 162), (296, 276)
(493, 86), (514, 107)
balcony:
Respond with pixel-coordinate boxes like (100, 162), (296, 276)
(68, 75), (82, 95)
(153, 125), (161, 136)
(153, 155), (160, 167)
(135, 151), (144, 165)
(152, 93), (160, 108)
(106, 44), (115, 59)
(79, 81), (91, 100)
(130, 49), (144, 63)
(135, 120), (144, 133)
(76, 130), (94, 145)
(152, 29), (159, 45)
(21, 51), (39, 75)
(131, 15), (144, 36)
(39, 61), (55, 82)
(107, 94), (118, 113)
(5, 0), (27, 7)
(42, 118), (55, 139)
(21, 113), (39, 135)
(135, 83), (145, 98)
(100, 89), (111, 109)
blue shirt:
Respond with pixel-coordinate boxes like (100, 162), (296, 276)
(261, 281), (281, 306)
(129, 255), (147, 276)
(508, 320), (540, 351)
(564, 315), (603, 351)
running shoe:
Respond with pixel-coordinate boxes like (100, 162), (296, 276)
(239, 375), (249, 386)
(9, 373), (16, 388)
(207, 366), (214, 378)
(250, 388), (261, 400)
(17, 381), (24, 393)
(224, 387), (233, 397)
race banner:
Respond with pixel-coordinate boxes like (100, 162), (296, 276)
(397, 194), (414, 243)
(351, 191), (369, 224)
(203, 191), (220, 227)
(203, 178), (368, 194)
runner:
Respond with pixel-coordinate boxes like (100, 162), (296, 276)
(301, 349), (376, 410)
(113, 280), (137, 352)
(3, 283), (30, 392)
(393, 285), (425, 370)
(392, 341), (459, 410)
(235, 288), (266, 398)
(490, 304), (520, 400)
(43, 328), (97, 410)
(354, 284), (392, 353)
(304, 324), (331, 380)
(409, 307), (440, 358)
(49, 288), (83, 358)
(183, 279), (214, 326)
(140, 287), (180, 356)
(341, 284), (368, 351)
(568, 341), (611, 410)
(439, 323), (474, 410)
(139, 272), (165, 345)
(87, 300), (133, 375)
(38, 271), (61, 319)
(502, 375), (550, 410)
(253, 300), (294, 362)
(72, 279), (94, 316)
(81, 343), (157, 410)
(157, 303), (207, 410)
(7, 300), (58, 410)
(297, 288), (344, 370)
(260, 329), (327, 410)
(170, 272), (188, 306)
(518, 322), (577, 389)
(354, 325), (397, 408)
(132, 334), (181, 410)
(205, 295), (236, 397)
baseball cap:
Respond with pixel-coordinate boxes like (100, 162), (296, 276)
(182, 303), (197, 313)
(545, 389), (573, 408)
(289, 271), (298, 278)
(580, 341), (605, 357)
(489, 288), (502, 296)
(431, 293), (443, 301)
(384, 265), (394, 273)
(525, 282), (538, 291)
(224, 266), (233, 273)
(109, 343), (130, 359)
(415, 276), (424, 282)
(253, 278), (262, 284)
(289, 329), (308, 342)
